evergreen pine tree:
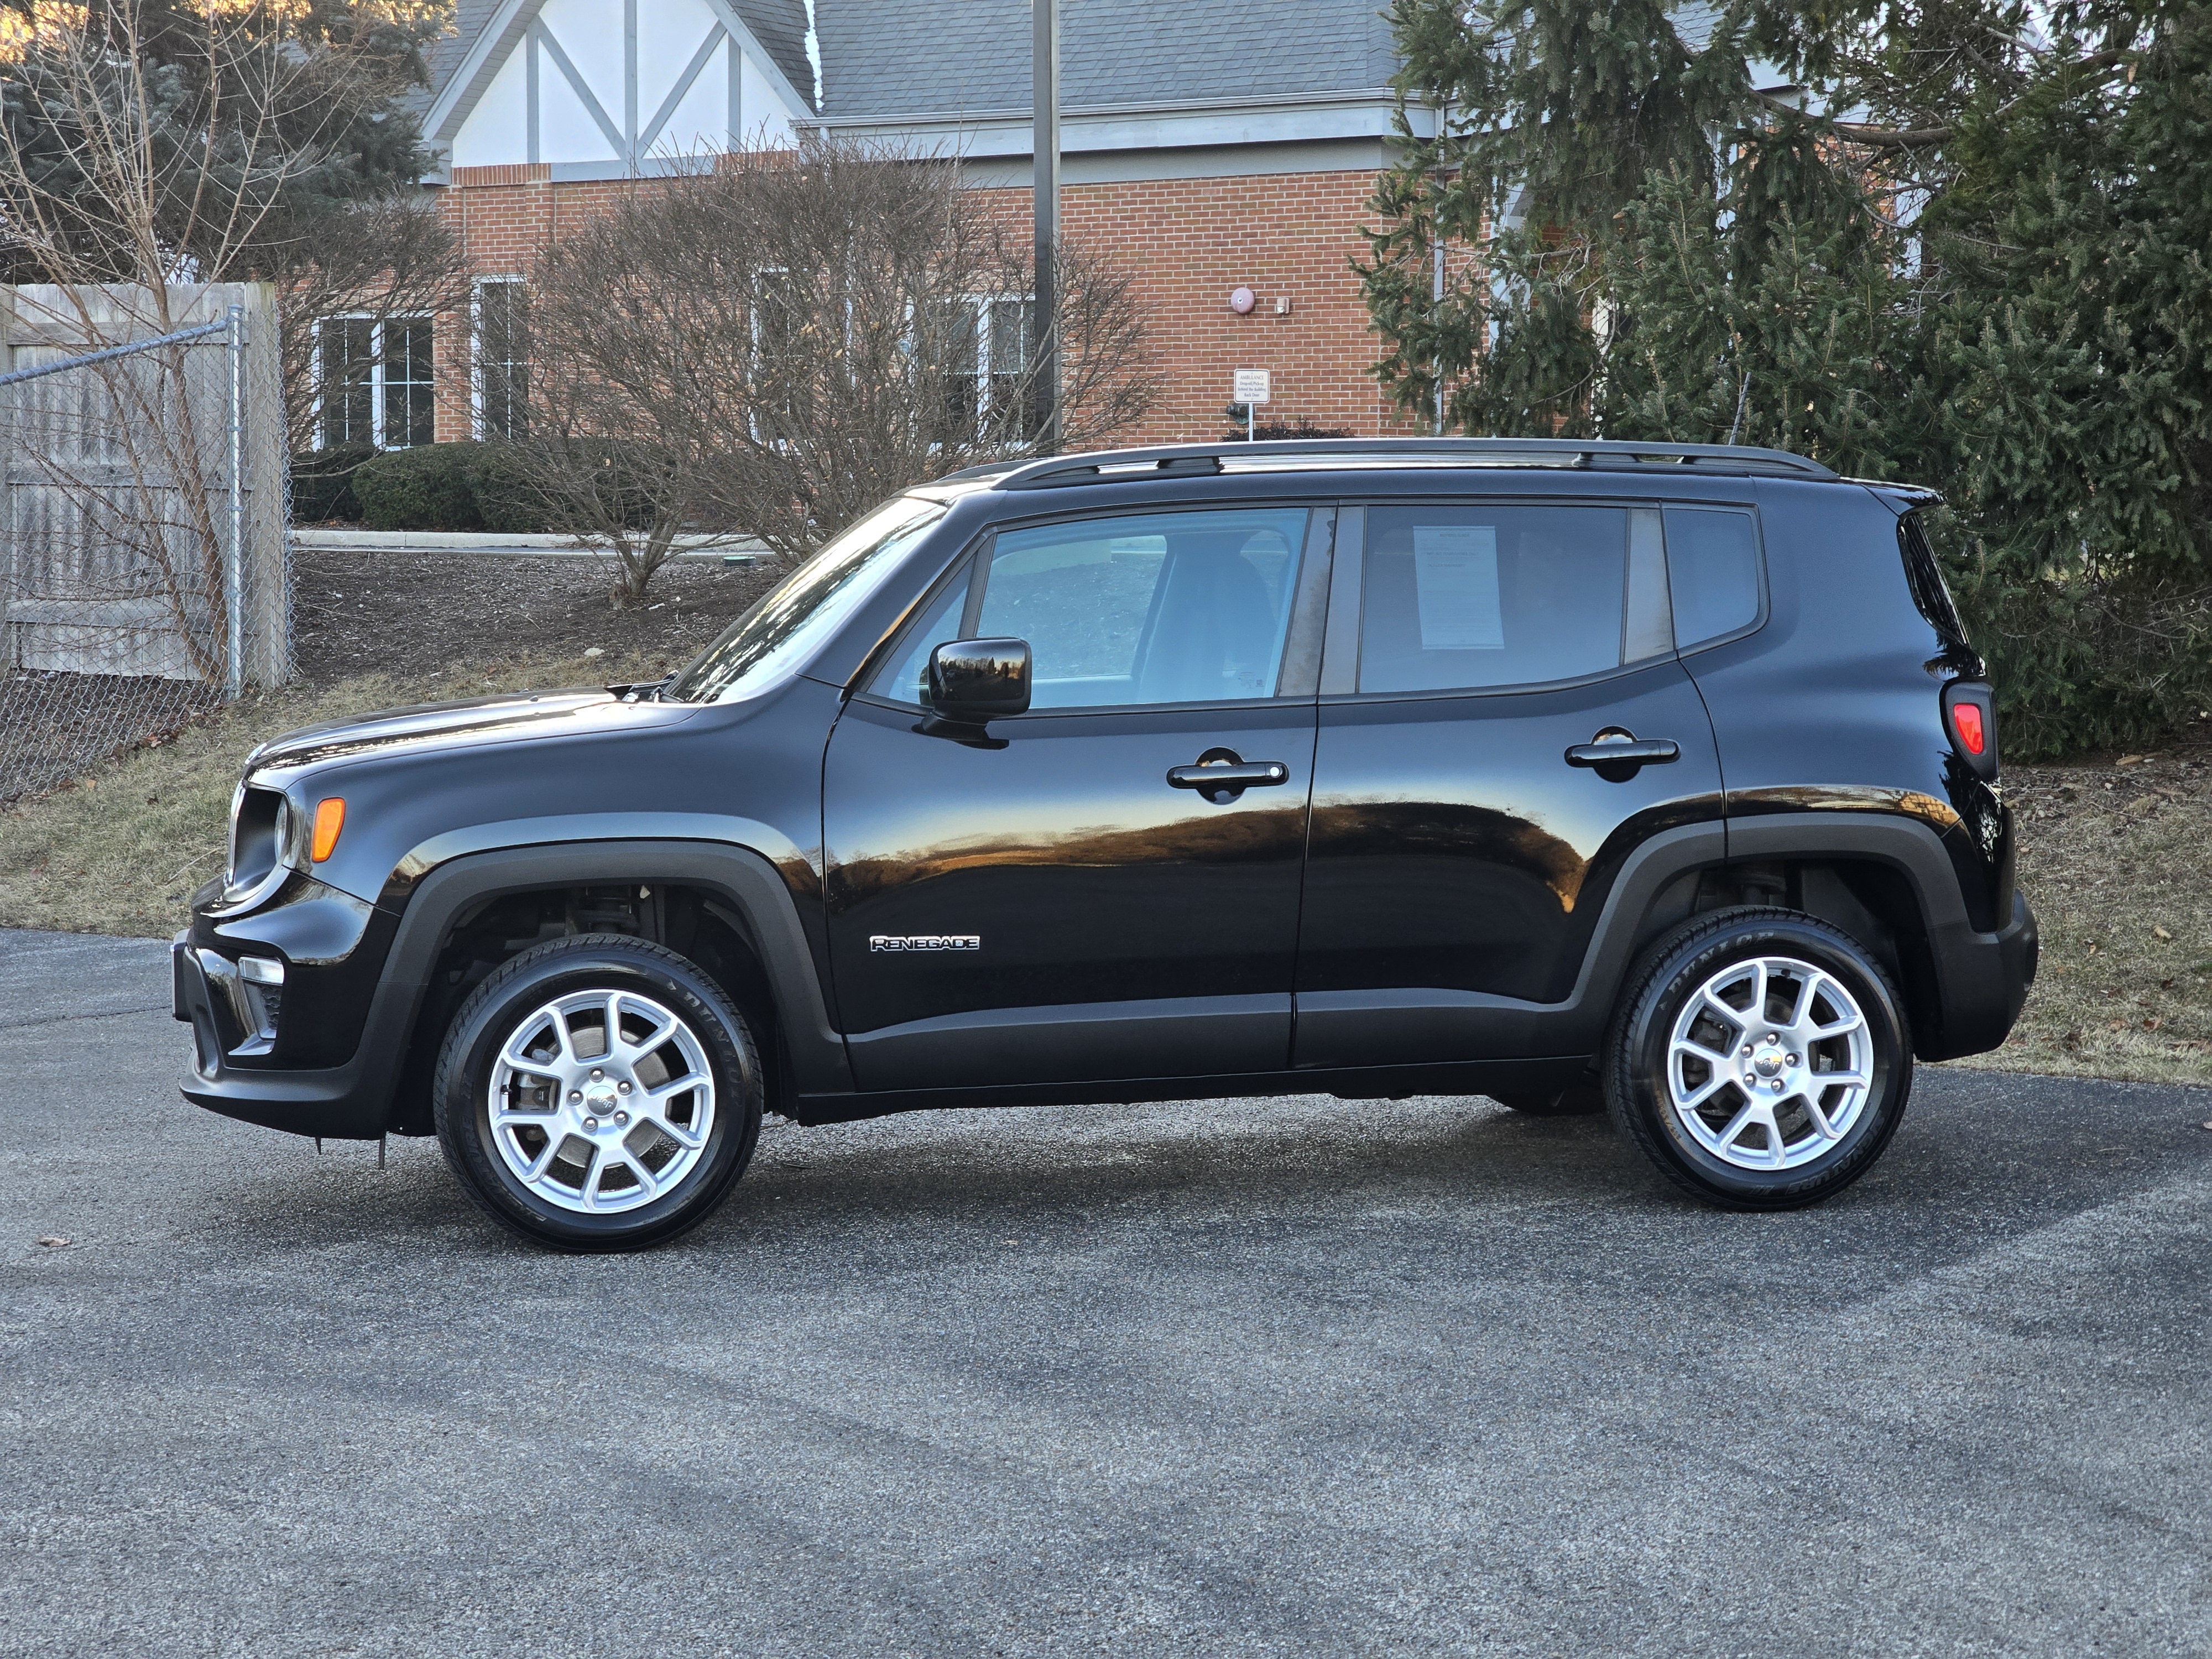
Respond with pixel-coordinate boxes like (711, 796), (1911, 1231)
(1359, 0), (2212, 754)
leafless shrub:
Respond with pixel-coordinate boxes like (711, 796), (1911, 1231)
(517, 133), (1162, 604)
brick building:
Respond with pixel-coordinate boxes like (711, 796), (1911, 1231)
(359, 0), (1428, 453)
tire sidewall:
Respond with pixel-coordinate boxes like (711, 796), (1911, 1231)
(436, 940), (761, 1249)
(1614, 914), (1911, 1208)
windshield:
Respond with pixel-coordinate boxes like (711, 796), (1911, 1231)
(665, 497), (950, 703)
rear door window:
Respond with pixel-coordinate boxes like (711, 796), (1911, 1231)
(1357, 503), (1670, 693)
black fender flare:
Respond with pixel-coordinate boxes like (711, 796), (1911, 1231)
(354, 839), (849, 1134)
(1724, 811), (2030, 1058)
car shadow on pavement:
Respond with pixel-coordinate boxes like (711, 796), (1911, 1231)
(182, 1093), (1632, 1259)
(179, 1072), (2208, 1264)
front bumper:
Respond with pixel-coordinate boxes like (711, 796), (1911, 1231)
(173, 935), (392, 1140)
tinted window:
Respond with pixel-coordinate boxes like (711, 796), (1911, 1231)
(1664, 507), (1761, 647)
(1358, 505), (1634, 693)
(1897, 510), (1969, 644)
(869, 565), (969, 705)
(874, 508), (1308, 710)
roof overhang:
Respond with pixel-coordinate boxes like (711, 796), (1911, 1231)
(808, 86), (1431, 158)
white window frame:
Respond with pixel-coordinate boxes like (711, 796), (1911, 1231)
(311, 313), (435, 450)
(954, 294), (1033, 427)
(471, 276), (530, 440)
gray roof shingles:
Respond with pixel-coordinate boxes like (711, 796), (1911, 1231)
(816, 0), (1400, 119)
(733, 0), (815, 108)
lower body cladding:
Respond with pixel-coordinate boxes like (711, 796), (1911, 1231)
(173, 817), (2039, 1141)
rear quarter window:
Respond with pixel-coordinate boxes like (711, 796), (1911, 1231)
(1662, 507), (1762, 648)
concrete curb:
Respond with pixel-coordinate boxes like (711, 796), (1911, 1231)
(292, 529), (770, 562)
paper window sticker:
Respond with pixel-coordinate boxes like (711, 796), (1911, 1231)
(1413, 525), (1504, 649)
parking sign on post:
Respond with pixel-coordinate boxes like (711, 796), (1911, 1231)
(1233, 369), (1271, 441)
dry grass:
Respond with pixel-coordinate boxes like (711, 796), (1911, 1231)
(1949, 730), (2212, 1086)
(0, 650), (672, 937)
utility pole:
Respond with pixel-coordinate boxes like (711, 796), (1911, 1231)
(1432, 97), (1449, 436)
(1030, 0), (1060, 450)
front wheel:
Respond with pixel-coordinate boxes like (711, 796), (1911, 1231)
(1603, 909), (1912, 1211)
(434, 933), (764, 1250)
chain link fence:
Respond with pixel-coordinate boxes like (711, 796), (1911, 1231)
(1, 283), (289, 805)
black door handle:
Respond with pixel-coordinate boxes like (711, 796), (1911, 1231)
(1167, 761), (1290, 790)
(1564, 739), (1679, 767)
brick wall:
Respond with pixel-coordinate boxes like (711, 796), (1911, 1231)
(974, 171), (1406, 444)
(433, 163), (1418, 447)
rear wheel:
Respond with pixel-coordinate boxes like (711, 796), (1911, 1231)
(434, 933), (763, 1250)
(1603, 909), (1911, 1210)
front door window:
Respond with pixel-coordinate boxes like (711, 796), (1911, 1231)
(869, 507), (1311, 710)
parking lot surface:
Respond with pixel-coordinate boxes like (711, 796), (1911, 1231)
(2, 927), (2206, 1657)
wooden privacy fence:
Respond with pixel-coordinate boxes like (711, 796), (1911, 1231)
(2, 283), (287, 687)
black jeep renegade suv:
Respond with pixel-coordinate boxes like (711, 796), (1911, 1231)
(175, 438), (2037, 1249)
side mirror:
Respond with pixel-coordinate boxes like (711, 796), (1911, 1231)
(928, 638), (1031, 721)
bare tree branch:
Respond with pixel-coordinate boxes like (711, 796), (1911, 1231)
(513, 134), (1164, 604)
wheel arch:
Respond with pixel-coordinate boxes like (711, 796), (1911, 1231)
(1656, 813), (1975, 1062)
(374, 840), (851, 1134)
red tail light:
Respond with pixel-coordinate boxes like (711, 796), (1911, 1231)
(1951, 701), (1986, 756)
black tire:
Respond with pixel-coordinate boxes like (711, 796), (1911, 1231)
(1491, 1084), (1604, 1115)
(433, 933), (763, 1251)
(1602, 907), (1912, 1211)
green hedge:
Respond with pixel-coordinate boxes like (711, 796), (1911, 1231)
(462, 443), (559, 534)
(289, 443), (377, 523)
(351, 443), (484, 531)
(336, 441), (609, 535)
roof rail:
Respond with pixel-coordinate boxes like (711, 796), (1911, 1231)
(994, 437), (1838, 490)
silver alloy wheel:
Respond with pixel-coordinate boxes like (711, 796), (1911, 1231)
(1665, 954), (1874, 1172)
(487, 988), (717, 1214)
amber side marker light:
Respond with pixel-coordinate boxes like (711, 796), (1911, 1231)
(1950, 701), (1987, 757)
(310, 797), (346, 862)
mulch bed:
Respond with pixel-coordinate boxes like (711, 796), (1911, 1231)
(293, 549), (784, 686)
(2004, 719), (2212, 839)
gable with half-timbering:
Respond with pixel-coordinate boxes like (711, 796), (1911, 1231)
(423, 0), (814, 178)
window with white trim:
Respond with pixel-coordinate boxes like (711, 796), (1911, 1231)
(317, 317), (375, 447)
(316, 316), (434, 449)
(476, 280), (529, 440)
(947, 295), (1031, 436)
(382, 318), (436, 448)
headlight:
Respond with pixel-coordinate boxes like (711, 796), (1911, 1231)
(219, 781), (295, 909)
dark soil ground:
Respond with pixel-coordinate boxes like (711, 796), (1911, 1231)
(293, 549), (783, 686)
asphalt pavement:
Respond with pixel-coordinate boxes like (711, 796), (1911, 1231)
(2, 927), (2206, 1657)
